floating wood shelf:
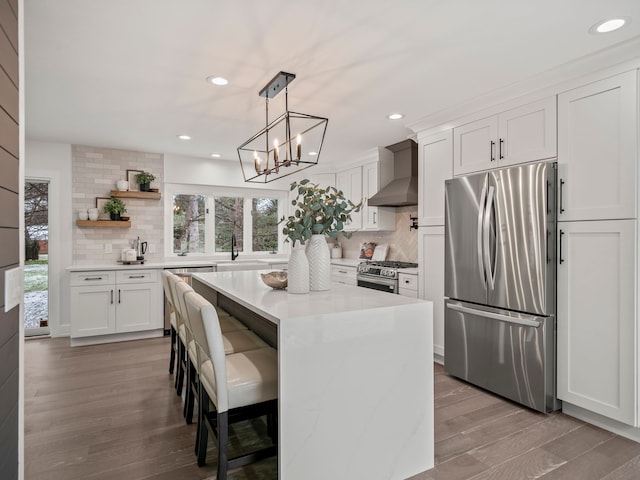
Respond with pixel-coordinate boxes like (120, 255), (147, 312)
(76, 220), (131, 228)
(110, 190), (161, 200)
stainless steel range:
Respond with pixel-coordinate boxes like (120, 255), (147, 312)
(356, 261), (418, 294)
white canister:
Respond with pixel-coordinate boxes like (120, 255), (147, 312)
(78, 209), (88, 221)
(116, 179), (129, 191)
(88, 208), (99, 221)
(330, 243), (342, 259)
(121, 249), (137, 262)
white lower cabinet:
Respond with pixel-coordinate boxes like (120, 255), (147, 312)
(71, 269), (162, 338)
(418, 226), (445, 361)
(557, 219), (637, 425)
(398, 272), (418, 298)
(331, 264), (357, 285)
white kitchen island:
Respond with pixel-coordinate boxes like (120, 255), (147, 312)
(192, 270), (434, 480)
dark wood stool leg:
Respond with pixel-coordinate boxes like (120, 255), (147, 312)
(175, 341), (184, 396)
(184, 358), (195, 423)
(216, 411), (229, 480)
(197, 387), (209, 467)
(168, 326), (176, 374)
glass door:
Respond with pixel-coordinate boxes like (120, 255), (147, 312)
(24, 180), (50, 337)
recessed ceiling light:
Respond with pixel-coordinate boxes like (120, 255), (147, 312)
(589, 18), (629, 34)
(210, 153), (221, 158)
(177, 134), (191, 140)
(308, 151), (318, 156)
(388, 113), (404, 120)
(206, 76), (229, 86)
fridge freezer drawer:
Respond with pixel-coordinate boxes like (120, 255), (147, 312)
(444, 300), (559, 413)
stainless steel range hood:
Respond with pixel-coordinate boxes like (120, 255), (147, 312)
(368, 139), (418, 207)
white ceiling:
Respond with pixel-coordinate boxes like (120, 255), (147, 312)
(24, 0), (640, 166)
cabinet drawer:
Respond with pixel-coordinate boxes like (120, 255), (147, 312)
(399, 288), (419, 298)
(331, 265), (356, 285)
(398, 273), (418, 291)
(70, 271), (115, 286)
(116, 269), (158, 284)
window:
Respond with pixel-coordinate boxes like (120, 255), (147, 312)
(214, 196), (243, 253)
(173, 194), (206, 253)
(166, 185), (286, 256)
(252, 198), (278, 252)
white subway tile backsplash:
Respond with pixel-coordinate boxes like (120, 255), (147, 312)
(72, 145), (164, 265)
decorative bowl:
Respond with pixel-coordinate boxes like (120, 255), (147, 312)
(261, 271), (288, 290)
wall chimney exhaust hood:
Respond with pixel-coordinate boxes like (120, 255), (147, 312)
(367, 139), (418, 207)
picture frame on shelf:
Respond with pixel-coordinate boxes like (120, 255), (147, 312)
(95, 197), (111, 220)
(126, 169), (143, 192)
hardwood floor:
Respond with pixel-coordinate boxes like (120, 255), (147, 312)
(25, 337), (640, 480)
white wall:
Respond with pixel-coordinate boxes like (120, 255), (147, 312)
(25, 141), (73, 337)
(164, 154), (293, 191)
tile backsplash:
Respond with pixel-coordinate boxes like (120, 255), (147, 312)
(334, 206), (418, 262)
(71, 145), (164, 265)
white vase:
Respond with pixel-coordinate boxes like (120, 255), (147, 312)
(287, 243), (309, 294)
(306, 234), (331, 291)
(116, 179), (129, 191)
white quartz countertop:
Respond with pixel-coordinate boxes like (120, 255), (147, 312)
(192, 270), (426, 325)
(329, 258), (361, 267)
(67, 257), (289, 272)
(400, 267), (419, 275)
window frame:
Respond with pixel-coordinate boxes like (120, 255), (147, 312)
(164, 183), (288, 258)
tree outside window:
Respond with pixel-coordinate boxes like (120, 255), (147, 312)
(252, 198), (278, 252)
(173, 194), (206, 253)
(215, 197), (243, 253)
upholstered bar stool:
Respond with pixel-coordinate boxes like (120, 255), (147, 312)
(166, 273), (188, 395)
(184, 291), (278, 479)
(161, 271), (178, 375)
(174, 281), (270, 424)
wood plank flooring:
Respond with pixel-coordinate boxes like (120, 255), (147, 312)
(24, 337), (640, 480)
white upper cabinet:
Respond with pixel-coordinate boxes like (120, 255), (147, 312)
(362, 161), (395, 231)
(309, 172), (336, 189)
(453, 96), (557, 175)
(418, 130), (453, 226)
(336, 165), (363, 231)
(337, 147), (396, 232)
(557, 70), (637, 221)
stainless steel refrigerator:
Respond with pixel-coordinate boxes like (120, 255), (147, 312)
(444, 161), (560, 412)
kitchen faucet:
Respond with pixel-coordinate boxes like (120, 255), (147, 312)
(231, 228), (239, 261)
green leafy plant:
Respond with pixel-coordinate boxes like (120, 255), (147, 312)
(103, 197), (127, 214)
(135, 171), (156, 184)
(280, 179), (362, 246)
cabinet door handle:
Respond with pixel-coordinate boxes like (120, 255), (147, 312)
(559, 230), (565, 264)
(373, 211), (377, 224)
(490, 141), (496, 161)
(118, 289), (121, 304)
(559, 179), (565, 214)
(499, 138), (504, 159)
(338, 270), (347, 274)
(128, 275), (145, 279)
(84, 276), (103, 281)
(404, 279), (410, 284)
(110, 289), (114, 304)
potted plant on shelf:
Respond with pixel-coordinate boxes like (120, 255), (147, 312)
(135, 171), (156, 192)
(280, 179), (362, 292)
(103, 197), (127, 221)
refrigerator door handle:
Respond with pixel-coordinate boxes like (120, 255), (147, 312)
(483, 185), (496, 289)
(447, 302), (542, 328)
(477, 184), (487, 284)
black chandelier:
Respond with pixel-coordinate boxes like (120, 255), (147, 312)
(237, 71), (328, 183)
